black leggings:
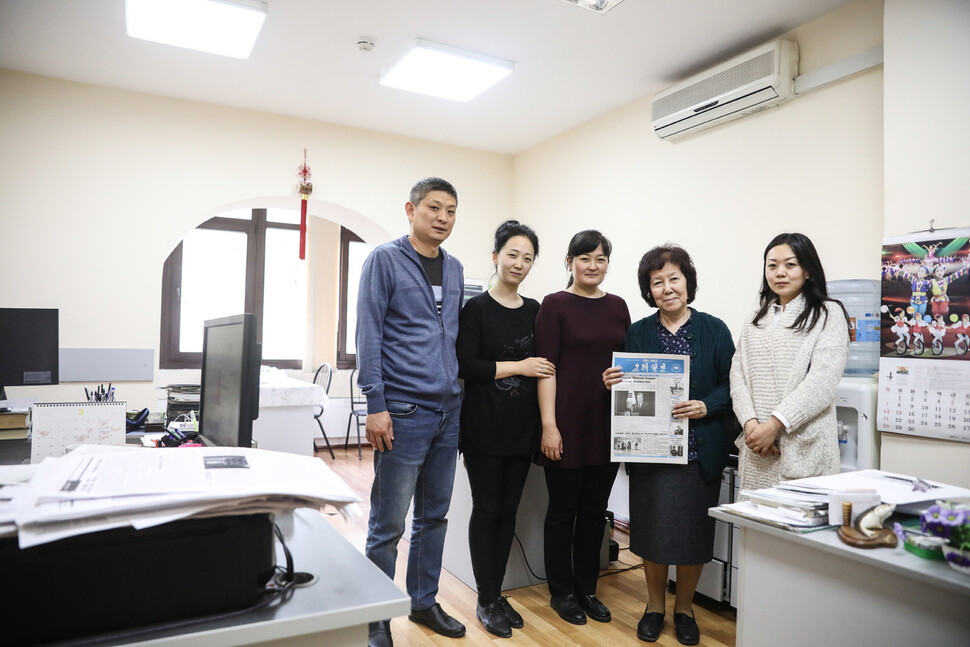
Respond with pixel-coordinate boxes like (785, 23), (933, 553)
(465, 454), (532, 604)
(542, 462), (619, 597)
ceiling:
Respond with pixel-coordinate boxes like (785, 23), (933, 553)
(0, 0), (854, 155)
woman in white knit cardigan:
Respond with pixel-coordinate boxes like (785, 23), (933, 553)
(730, 233), (850, 491)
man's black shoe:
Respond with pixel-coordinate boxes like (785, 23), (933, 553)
(674, 612), (700, 645)
(550, 593), (587, 625)
(368, 620), (393, 647)
(577, 594), (611, 623)
(636, 612), (664, 642)
(409, 603), (466, 638)
(497, 596), (524, 628)
(477, 600), (513, 638)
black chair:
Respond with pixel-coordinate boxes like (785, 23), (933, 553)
(345, 368), (366, 460)
(312, 363), (334, 459)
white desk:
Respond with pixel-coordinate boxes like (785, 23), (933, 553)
(710, 508), (970, 646)
(115, 509), (408, 646)
(253, 376), (327, 456)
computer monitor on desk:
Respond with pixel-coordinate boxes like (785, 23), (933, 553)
(0, 308), (58, 403)
(198, 314), (261, 447)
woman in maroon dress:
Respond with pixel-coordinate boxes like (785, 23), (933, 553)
(535, 230), (630, 626)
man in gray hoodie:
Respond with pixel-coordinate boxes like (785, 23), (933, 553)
(356, 177), (465, 647)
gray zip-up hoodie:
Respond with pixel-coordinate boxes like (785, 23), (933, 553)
(355, 235), (464, 414)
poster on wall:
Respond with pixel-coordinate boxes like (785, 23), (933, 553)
(877, 227), (970, 443)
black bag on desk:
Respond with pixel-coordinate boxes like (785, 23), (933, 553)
(0, 513), (276, 645)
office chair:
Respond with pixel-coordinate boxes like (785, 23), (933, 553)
(346, 368), (366, 460)
(312, 363), (334, 459)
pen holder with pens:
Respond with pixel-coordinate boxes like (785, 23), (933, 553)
(86, 384), (116, 402)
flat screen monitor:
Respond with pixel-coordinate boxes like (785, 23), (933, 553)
(199, 314), (261, 447)
(0, 308), (59, 401)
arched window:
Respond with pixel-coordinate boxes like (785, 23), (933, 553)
(160, 207), (305, 369)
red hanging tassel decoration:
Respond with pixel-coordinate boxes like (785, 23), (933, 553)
(297, 149), (312, 260)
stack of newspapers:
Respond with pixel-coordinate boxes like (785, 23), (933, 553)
(0, 444), (361, 548)
(718, 483), (831, 531)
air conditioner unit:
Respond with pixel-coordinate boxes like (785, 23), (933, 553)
(651, 39), (798, 141)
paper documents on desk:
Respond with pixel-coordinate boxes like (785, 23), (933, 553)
(780, 469), (970, 506)
(12, 445), (361, 548)
(716, 500), (832, 532)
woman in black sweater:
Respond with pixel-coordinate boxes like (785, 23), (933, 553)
(456, 220), (554, 639)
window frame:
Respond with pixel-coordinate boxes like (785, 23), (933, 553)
(159, 209), (301, 370)
(336, 227), (365, 370)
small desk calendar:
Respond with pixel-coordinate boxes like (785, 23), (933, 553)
(878, 227), (970, 444)
(30, 401), (127, 463)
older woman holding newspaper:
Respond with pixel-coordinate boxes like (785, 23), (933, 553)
(602, 245), (734, 646)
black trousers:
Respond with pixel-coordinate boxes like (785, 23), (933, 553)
(542, 462), (619, 597)
(465, 454), (533, 604)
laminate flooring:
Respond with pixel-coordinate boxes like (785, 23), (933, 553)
(315, 446), (736, 647)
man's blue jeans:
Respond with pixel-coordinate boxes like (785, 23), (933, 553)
(364, 401), (459, 610)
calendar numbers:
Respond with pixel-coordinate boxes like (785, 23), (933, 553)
(877, 359), (970, 442)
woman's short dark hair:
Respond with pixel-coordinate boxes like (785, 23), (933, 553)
(565, 230), (612, 287)
(637, 245), (698, 307)
(494, 220), (539, 257)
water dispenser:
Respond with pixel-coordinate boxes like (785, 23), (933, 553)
(836, 375), (879, 471)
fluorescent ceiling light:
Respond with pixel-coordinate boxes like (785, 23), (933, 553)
(559, 0), (626, 13)
(380, 39), (514, 102)
(126, 0), (267, 59)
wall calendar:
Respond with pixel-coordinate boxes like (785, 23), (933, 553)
(878, 227), (970, 443)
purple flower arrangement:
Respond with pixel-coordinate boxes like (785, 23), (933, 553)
(921, 501), (970, 567)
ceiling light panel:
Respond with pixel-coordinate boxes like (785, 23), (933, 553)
(125, 0), (267, 60)
(559, 0), (626, 13)
(379, 39), (514, 102)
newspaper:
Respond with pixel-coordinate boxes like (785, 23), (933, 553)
(11, 444), (361, 548)
(610, 352), (689, 464)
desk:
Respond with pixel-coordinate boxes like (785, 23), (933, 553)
(253, 376), (327, 456)
(93, 509), (407, 647)
(710, 508), (970, 646)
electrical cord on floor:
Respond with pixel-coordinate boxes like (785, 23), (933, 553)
(598, 560), (644, 577)
(511, 533), (642, 580)
(53, 523), (301, 647)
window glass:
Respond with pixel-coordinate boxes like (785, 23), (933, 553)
(343, 239), (371, 355)
(266, 208), (301, 225)
(263, 228), (307, 359)
(179, 229), (247, 352)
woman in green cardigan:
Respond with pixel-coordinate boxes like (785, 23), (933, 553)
(602, 245), (735, 646)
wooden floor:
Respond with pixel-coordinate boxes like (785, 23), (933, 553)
(315, 446), (737, 647)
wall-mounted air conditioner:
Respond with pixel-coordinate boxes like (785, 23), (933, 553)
(651, 39), (798, 141)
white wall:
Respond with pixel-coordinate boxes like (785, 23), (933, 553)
(0, 69), (513, 409)
(512, 0), (885, 337)
(880, 0), (970, 486)
(509, 0), (885, 521)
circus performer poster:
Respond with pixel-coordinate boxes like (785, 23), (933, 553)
(877, 227), (970, 442)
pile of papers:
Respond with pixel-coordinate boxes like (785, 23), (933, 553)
(716, 469), (970, 532)
(0, 444), (361, 548)
(718, 483), (831, 532)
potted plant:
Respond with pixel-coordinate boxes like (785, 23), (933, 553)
(920, 501), (970, 574)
